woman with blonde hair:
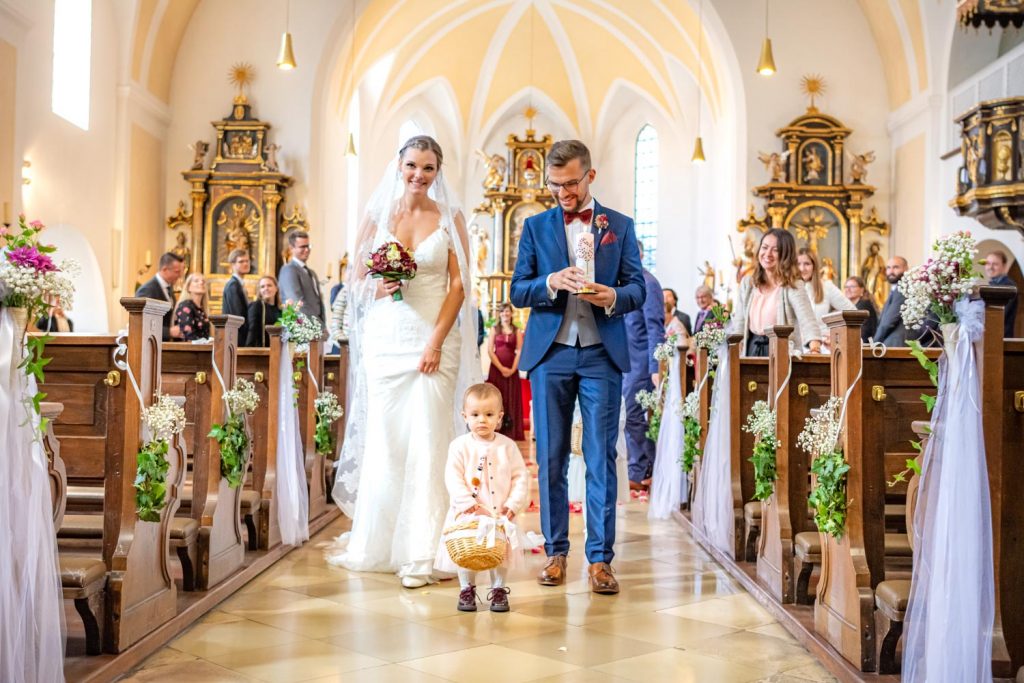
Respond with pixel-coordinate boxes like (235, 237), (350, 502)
(733, 229), (822, 356)
(797, 247), (855, 341)
(244, 274), (282, 347)
(174, 272), (210, 341)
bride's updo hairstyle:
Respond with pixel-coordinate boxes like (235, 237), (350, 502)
(399, 135), (444, 167)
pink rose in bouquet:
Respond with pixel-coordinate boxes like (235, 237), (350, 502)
(366, 241), (417, 301)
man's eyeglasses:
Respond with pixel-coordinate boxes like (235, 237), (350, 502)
(545, 171), (590, 193)
(294, 243), (311, 251)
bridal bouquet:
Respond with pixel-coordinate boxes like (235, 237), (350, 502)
(898, 231), (979, 329)
(366, 241), (417, 301)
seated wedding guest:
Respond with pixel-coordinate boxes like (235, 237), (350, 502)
(662, 288), (692, 336)
(734, 228), (821, 357)
(486, 303), (525, 441)
(693, 285), (714, 333)
(844, 275), (878, 342)
(984, 249), (1018, 337)
(245, 275), (282, 348)
(174, 272), (211, 341)
(797, 247), (854, 341)
(135, 251), (184, 341)
(875, 256), (913, 346)
(221, 248), (251, 344)
(35, 303), (73, 333)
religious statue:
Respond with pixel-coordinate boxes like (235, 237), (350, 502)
(965, 133), (982, 186)
(475, 150), (507, 190)
(227, 133), (255, 158)
(190, 140), (209, 170)
(733, 234), (756, 284)
(860, 240), (888, 311)
(757, 150), (790, 183)
(994, 137), (1013, 182)
(802, 147), (824, 182)
(171, 231), (192, 277)
(264, 143), (281, 172)
(217, 202), (258, 259)
(521, 153), (540, 188)
(698, 260), (716, 291)
(473, 224), (490, 274)
(819, 257), (837, 283)
(848, 150), (875, 184)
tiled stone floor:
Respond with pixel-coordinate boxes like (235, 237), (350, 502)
(123, 503), (836, 683)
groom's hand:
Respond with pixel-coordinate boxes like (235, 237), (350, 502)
(548, 266), (586, 293)
(578, 282), (616, 308)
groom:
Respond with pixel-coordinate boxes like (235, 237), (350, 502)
(511, 140), (645, 594)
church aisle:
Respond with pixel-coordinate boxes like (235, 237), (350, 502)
(122, 502), (835, 683)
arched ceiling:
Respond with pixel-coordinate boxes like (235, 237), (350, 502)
(127, 0), (932, 122)
(337, 0), (726, 137)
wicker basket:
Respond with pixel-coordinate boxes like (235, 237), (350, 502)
(443, 519), (507, 571)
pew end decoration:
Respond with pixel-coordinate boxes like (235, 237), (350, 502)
(634, 334), (679, 443)
(693, 305), (730, 374)
(135, 393), (187, 522)
(888, 339), (937, 487)
(0, 214), (79, 431)
(313, 390), (343, 457)
(678, 391), (702, 473)
(797, 396), (849, 538)
(898, 230), (979, 331)
(209, 377), (260, 488)
(744, 400), (779, 500)
(280, 302), (323, 352)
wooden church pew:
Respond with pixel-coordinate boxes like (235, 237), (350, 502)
(236, 346), (275, 549)
(40, 298), (185, 653)
(160, 314), (249, 590)
(295, 337), (328, 522)
(322, 342), (349, 502)
(812, 309), (934, 672)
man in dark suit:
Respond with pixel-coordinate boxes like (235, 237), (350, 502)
(511, 140), (645, 595)
(135, 252), (184, 341)
(221, 248), (251, 345)
(692, 285), (714, 334)
(662, 288), (692, 336)
(278, 230), (326, 324)
(625, 254), (666, 491)
(985, 250), (1018, 337)
(875, 256), (917, 347)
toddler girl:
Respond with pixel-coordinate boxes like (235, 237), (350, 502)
(435, 383), (529, 612)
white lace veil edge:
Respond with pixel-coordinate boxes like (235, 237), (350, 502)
(331, 158), (480, 518)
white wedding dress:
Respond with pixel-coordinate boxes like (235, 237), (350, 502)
(327, 221), (461, 578)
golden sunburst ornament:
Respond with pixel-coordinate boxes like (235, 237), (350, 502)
(228, 62), (255, 103)
(800, 74), (826, 111)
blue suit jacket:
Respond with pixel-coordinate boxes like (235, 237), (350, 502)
(510, 201), (646, 373)
(625, 269), (666, 378)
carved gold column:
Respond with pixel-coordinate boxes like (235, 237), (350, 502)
(846, 207), (862, 284)
(189, 183), (208, 275)
(264, 191), (282, 277)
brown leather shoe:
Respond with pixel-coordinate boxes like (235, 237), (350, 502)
(537, 555), (567, 586)
(588, 562), (619, 594)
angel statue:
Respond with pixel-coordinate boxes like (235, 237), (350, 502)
(189, 140), (209, 170)
(475, 150), (507, 190)
(733, 234), (756, 284)
(757, 150), (790, 183)
(471, 223), (490, 275)
(848, 150), (875, 184)
(264, 143), (281, 172)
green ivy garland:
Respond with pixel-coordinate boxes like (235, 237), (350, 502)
(681, 416), (702, 473)
(808, 448), (850, 539)
(750, 435), (779, 501)
(209, 414), (249, 488)
(135, 439), (171, 523)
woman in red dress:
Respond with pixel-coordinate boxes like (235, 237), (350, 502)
(486, 303), (525, 440)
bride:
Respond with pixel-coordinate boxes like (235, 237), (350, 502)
(328, 135), (479, 587)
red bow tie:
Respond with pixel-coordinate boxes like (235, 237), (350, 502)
(563, 208), (593, 225)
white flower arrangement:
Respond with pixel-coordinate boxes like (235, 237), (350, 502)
(796, 396), (843, 458)
(898, 231), (978, 330)
(280, 302), (323, 348)
(142, 393), (187, 440)
(678, 390), (700, 421)
(694, 323), (726, 352)
(743, 400), (777, 441)
(314, 391), (343, 423)
(654, 334), (678, 362)
(634, 388), (659, 412)
(223, 377), (260, 416)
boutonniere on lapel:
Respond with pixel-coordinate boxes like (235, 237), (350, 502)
(596, 214), (616, 246)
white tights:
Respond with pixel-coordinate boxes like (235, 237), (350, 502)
(457, 567), (507, 590)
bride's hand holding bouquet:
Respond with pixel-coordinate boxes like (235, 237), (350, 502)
(366, 241), (417, 301)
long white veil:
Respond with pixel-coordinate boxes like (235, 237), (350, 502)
(331, 149), (479, 517)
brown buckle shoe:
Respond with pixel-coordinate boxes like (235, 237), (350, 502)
(537, 555), (567, 586)
(458, 585), (478, 612)
(588, 562), (619, 595)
